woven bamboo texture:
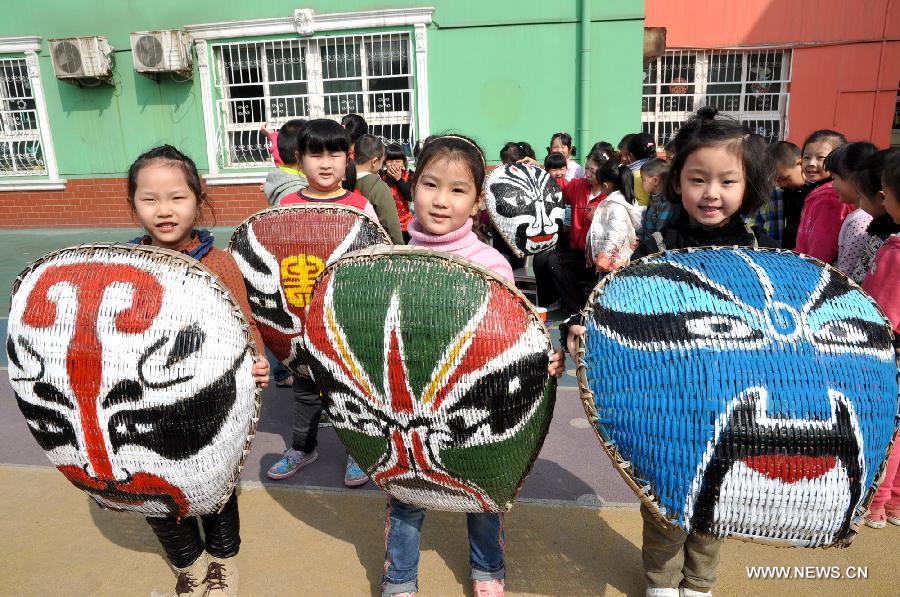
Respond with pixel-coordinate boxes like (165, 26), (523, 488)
(304, 245), (556, 512)
(576, 247), (899, 548)
(7, 243), (261, 517)
(228, 204), (391, 375)
(484, 163), (565, 257)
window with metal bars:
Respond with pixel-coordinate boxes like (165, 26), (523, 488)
(0, 57), (45, 176)
(211, 32), (415, 169)
(642, 49), (792, 148)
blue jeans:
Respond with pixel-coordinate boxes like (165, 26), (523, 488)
(382, 498), (505, 595)
(266, 348), (291, 383)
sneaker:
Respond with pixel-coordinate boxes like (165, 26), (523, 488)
(168, 552), (208, 596)
(319, 412), (333, 428)
(266, 448), (318, 480)
(887, 513), (900, 526)
(473, 579), (504, 597)
(865, 513), (887, 529)
(204, 556), (239, 596)
(646, 589), (679, 597)
(344, 455), (369, 487)
(275, 375), (294, 388)
(681, 588), (712, 597)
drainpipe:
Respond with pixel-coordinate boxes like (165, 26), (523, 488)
(578, 0), (590, 161)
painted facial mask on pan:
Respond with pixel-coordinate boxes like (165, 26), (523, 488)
(582, 248), (897, 547)
(487, 164), (564, 256)
(8, 248), (258, 517)
(304, 253), (555, 512)
(229, 205), (391, 373)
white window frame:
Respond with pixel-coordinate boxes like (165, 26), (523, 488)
(0, 36), (64, 190)
(210, 32), (416, 169)
(187, 7), (433, 185)
(642, 48), (792, 149)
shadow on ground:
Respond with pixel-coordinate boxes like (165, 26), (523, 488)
(87, 496), (168, 561)
(264, 459), (642, 596)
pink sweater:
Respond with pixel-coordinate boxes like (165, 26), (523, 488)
(795, 182), (854, 263)
(408, 218), (515, 283)
(862, 233), (900, 333)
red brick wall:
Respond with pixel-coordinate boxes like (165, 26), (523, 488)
(0, 177), (268, 228)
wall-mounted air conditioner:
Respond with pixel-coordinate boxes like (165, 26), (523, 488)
(130, 30), (193, 78)
(49, 37), (114, 83)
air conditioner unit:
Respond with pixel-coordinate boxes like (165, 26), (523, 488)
(49, 37), (114, 81)
(130, 30), (193, 77)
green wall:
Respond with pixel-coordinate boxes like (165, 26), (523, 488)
(2, 1), (644, 177)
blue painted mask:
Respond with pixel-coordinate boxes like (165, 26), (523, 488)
(582, 248), (898, 547)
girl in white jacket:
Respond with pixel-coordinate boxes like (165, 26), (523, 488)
(585, 159), (646, 272)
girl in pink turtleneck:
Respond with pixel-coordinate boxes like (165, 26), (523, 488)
(381, 134), (564, 597)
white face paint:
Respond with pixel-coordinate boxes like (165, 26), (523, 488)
(8, 247), (258, 516)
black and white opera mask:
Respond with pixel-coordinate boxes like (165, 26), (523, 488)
(485, 164), (565, 257)
(7, 246), (259, 517)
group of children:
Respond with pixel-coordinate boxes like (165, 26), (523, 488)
(120, 106), (899, 597)
(126, 118), (566, 596)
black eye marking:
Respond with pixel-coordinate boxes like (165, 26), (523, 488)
(166, 323), (206, 367)
(102, 379), (144, 409)
(33, 381), (75, 409)
(15, 393), (78, 451)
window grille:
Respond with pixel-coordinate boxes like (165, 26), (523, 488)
(211, 32), (415, 169)
(0, 57), (45, 176)
(642, 49), (791, 148)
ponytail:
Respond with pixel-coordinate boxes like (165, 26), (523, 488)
(595, 159), (636, 205)
(618, 163), (636, 205)
(342, 160), (357, 192)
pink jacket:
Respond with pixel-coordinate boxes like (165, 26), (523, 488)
(862, 233), (900, 333)
(407, 218), (515, 283)
(795, 182), (854, 263)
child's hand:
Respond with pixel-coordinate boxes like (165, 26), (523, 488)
(252, 358), (270, 388)
(547, 348), (565, 378)
(516, 156), (538, 167)
(260, 122), (272, 136)
(386, 162), (403, 180)
(566, 325), (586, 361)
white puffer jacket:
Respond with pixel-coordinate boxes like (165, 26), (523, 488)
(585, 191), (645, 272)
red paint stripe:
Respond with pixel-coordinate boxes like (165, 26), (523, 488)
(373, 431), (410, 486)
(24, 264), (163, 481)
(388, 328), (413, 414)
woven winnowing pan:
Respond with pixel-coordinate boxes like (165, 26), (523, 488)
(575, 245), (900, 547)
(10, 243), (262, 516)
(226, 203), (392, 250)
(306, 244), (557, 512)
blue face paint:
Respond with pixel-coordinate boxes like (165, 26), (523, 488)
(582, 248), (898, 547)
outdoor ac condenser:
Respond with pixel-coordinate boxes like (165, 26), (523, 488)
(49, 37), (114, 82)
(130, 30), (193, 78)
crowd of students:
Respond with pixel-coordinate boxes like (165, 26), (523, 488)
(117, 107), (899, 596)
